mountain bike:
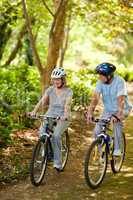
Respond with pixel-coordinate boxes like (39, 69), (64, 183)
(84, 115), (126, 189)
(29, 115), (70, 186)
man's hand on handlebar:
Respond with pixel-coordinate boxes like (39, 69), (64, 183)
(84, 111), (94, 124)
(111, 114), (123, 123)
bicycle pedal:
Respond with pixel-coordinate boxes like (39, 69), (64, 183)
(40, 135), (46, 142)
(36, 160), (42, 164)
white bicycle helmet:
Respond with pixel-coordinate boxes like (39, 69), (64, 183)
(51, 67), (66, 79)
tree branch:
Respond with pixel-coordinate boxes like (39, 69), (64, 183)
(0, 100), (12, 112)
(49, 0), (64, 36)
(21, 0), (44, 75)
(2, 24), (26, 67)
(122, 0), (133, 8)
(59, 10), (71, 67)
(42, 0), (55, 17)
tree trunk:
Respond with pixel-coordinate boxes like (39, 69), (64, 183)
(42, 0), (68, 88)
(58, 10), (71, 67)
(0, 1), (21, 63)
(3, 24), (26, 67)
(0, 23), (12, 61)
(21, 0), (44, 77)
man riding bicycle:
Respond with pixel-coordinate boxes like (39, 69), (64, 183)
(86, 62), (132, 156)
(29, 67), (73, 171)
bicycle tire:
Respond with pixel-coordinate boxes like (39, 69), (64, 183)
(61, 130), (70, 170)
(30, 139), (48, 186)
(111, 132), (126, 173)
(84, 138), (108, 189)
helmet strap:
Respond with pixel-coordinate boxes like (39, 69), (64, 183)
(56, 78), (64, 88)
(105, 74), (114, 84)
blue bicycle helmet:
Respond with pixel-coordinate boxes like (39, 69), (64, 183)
(95, 63), (116, 76)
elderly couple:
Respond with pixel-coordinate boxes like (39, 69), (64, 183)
(28, 63), (132, 172)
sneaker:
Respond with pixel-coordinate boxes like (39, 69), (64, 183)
(113, 149), (121, 156)
(53, 165), (63, 172)
(54, 167), (63, 172)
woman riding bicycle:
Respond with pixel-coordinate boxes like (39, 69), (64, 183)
(29, 67), (73, 171)
(86, 62), (132, 156)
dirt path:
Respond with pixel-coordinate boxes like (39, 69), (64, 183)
(0, 113), (133, 200)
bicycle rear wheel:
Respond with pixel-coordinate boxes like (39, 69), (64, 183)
(61, 130), (70, 170)
(84, 138), (108, 189)
(111, 132), (126, 173)
(30, 139), (48, 186)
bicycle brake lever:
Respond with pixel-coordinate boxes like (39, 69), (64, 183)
(112, 114), (120, 122)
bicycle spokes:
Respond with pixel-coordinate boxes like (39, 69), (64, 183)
(61, 132), (70, 170)
(84, 139), (108, 189)
(30, 140), (48, 186)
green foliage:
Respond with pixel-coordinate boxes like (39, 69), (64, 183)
(64, 0), (133, 70)
(0, 64), (40, 144)
(73, 0), (133, 38)
(0, 0), (22, 61)
(67, 69), (97, 110)
(117, 65), (133, 82)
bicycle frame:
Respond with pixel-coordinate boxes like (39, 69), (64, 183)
(95, 118), (113, 155)
(97, 133), (112, 157)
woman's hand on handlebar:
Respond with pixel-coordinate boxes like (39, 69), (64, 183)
(27, 111), (36, 118)
(59, 116), (68, 121)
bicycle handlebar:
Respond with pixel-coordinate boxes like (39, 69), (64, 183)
(27, 114), (58, 120)
(93, 115), (120, 124)
(93, 118), (110, 124)
(27, 114), (68, 121)
(84, 111), (120, 124)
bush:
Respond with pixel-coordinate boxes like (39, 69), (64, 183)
(0, 64), (40, 145)
(67, 69), (97, 110)
(117, 65), (133, 82)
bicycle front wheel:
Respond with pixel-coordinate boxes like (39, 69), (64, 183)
(61, 130), (70, 170)
(30, 139), (48, 186)
(111, 132), (126, 173)
(84, 138), (108, 189)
